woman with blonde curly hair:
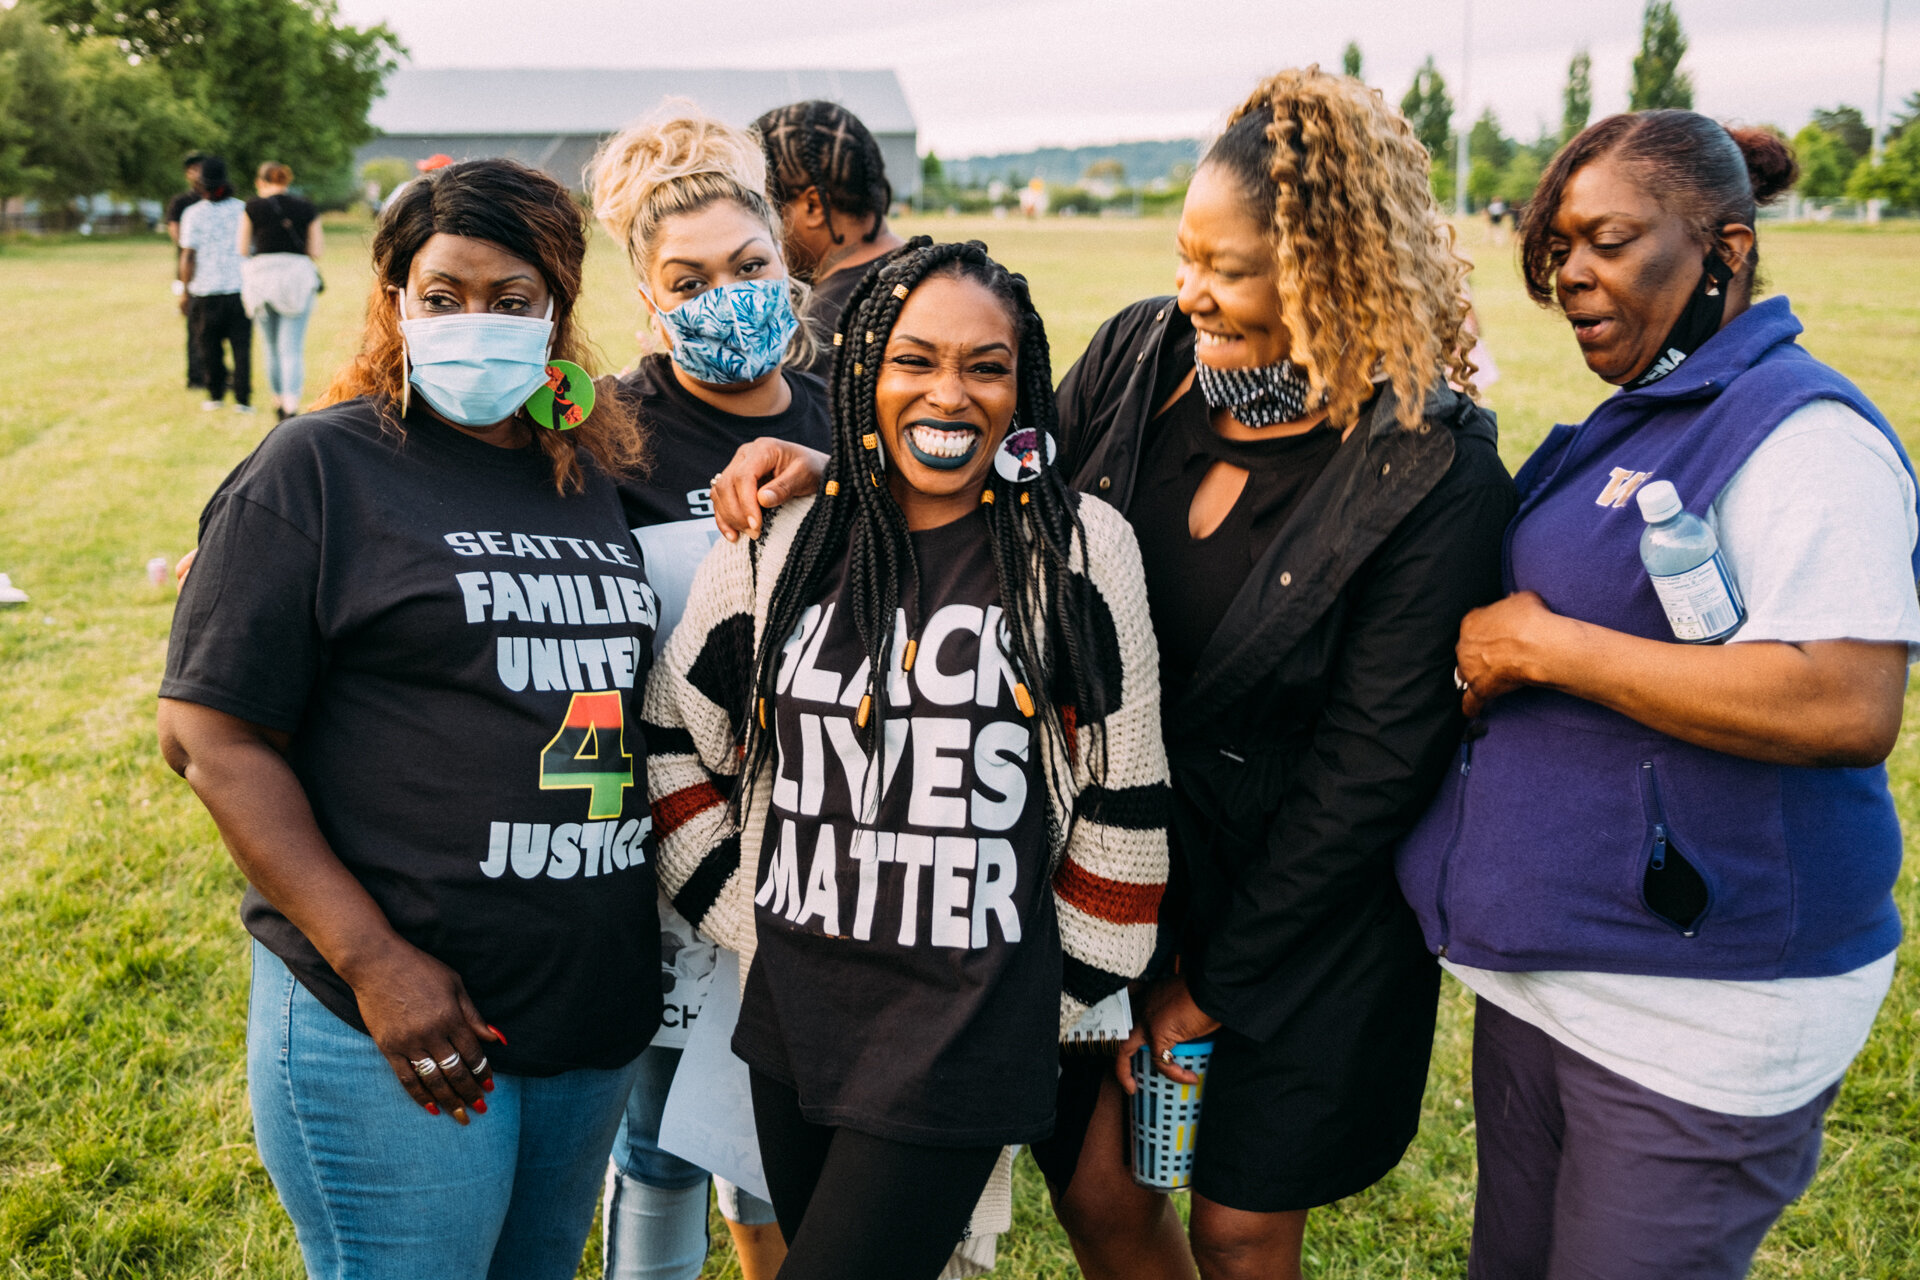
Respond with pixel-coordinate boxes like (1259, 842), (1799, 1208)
(1032, 67), (1518, 1279)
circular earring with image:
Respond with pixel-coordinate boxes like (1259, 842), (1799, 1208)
(993, 423), (1056, 484)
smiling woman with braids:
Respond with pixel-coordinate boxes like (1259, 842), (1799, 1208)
(645, 238), (1169, 1280)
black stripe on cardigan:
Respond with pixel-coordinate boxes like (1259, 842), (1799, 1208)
(1061, 949), (1128, 1009)
(641, 720), (697, 759)
(673, 832), (742, 930)
(1072, 781), (1173, 831)
(685, 612), (755, 713)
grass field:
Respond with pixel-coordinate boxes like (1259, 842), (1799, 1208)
(1, 212), (1916, 1278)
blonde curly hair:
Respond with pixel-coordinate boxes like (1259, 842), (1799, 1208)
(588, 100), (816, 368)
(1210, 68), (1476, 429)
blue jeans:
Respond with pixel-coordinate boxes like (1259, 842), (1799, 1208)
(604, 1045), (776, 1280)
(256, 303), (311, 404)
(248, 941), (640, 1280)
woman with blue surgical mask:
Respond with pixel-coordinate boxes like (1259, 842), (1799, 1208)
(158, 159), (659, 1280)
(585, 102), (829, 1280)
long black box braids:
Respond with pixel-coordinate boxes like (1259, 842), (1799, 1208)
(735, 239), (1107, 843)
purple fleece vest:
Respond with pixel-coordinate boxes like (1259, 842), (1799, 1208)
(1396, 298), (1913, 980)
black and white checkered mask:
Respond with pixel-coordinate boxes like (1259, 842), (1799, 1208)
(1194, 357), (1321, 427)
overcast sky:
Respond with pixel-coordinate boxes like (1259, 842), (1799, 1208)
(335, 0), (1919, 157)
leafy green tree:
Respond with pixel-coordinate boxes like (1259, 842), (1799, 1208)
(1629, 1), (1693, 111)
(1401, 56), (1454, 160)
(1811, 106), (1871, 162)
(1847, 125), (1920, 206)
(1468, 157), (1502, 207)
(1342, 41), (1363, 80)
(1470, 108), (1515, 172)
(1499, 150), (1543, 205)
(1889, 90), (1919, 145)
(1793, 123), (1854, 199)
(1562, 48), (1592, 142)
(41, 0), (400, 194)
(921, 151), (945, 189)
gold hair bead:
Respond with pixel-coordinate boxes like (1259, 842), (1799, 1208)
(832, 332), (844, 346)
(865, 330), (875, 344)
(824, 480), (840, 496)
(856, 695), (872, 728)
(1019, 491), (1030, 505)
(1013, 683), (1036, 717)
(892, 284), (909, 300)
(757, 698), (767, 728)
(871, 472), (881, 487)
(854, 362), (863, 377)
(902, 639), (918, 671)
(980, 490), (994, 505)
(862, 433), (878, 450)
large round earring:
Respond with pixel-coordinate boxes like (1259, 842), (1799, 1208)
(992, 415), (1056, 484)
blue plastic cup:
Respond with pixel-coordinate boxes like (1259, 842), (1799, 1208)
(1129, 1039), (1214, 1190)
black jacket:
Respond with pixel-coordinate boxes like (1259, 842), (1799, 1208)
(1057, 298), (1518, 1040)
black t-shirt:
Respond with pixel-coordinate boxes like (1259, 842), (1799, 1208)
(616, 353), (829, 641)
(733, 508), (1061, 1146)
(794, 261), (875, 377)
(161, 399), (663, 1075)
(245, 194), (317, 255)
(166, 191), (199, 226)
(1131, 386), (1343, 694)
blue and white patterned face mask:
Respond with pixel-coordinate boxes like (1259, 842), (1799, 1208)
(647, 277), (798, 385)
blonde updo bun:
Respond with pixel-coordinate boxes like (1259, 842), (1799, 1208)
(589, 99), (778, 275)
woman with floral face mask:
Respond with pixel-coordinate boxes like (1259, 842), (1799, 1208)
(157, 159), (659, 1280)
(585, 103), (827, 1280)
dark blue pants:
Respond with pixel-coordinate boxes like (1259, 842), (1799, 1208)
(1468, 997), (1837, 1280)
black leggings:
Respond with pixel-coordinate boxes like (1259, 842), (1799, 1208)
(749, 1069), (1002, 1280)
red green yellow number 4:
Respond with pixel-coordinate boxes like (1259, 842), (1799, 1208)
(539, 691), (633, 819)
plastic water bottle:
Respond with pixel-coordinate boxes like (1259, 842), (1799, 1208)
(1636, 480), (1745, 643)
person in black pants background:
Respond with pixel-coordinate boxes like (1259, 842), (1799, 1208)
(177, 156), (254, 413)
(167, 152), (209, 389)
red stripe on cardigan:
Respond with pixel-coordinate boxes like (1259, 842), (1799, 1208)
(1053, 857), (1161, 925)
(653, 780), (726, 837)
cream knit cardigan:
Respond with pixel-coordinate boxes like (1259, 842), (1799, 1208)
(642, 492), (1170, 1270)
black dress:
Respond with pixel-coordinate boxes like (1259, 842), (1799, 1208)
(1032, 299), (1517, 1211)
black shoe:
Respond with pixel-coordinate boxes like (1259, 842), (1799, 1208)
(187, 379), (206, 390)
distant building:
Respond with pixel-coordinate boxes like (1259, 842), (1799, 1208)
(356, 67), (920, 198)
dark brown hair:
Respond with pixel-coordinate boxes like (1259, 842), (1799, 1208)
(317, 159), (645, 493)
(1520, 110), (1798, 305)
(753, 100), (893, 242)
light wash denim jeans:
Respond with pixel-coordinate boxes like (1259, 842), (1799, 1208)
(256, 303), (311, 405)
(602, 1044), (777, 1280)
(248, 940), (640, 1280)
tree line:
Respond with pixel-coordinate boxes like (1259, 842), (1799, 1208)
(0, 0), (399, 212)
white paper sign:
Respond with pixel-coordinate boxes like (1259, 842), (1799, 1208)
(656, 949), (771, 1204)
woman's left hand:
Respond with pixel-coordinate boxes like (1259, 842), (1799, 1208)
(1454, 590), (1577, 717)
(1115, 975), (1223, 1093)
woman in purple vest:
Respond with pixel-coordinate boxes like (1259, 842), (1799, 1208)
(1397, 111), (1919, 1279)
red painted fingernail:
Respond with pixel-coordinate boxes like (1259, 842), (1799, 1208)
(487, 1024), (508, 1045)
(482, 1077), (494, 1093)
(426, 1103), (440, 1115)
(472, 1096), (487, 1114)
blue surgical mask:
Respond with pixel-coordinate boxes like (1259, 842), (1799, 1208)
(400, 296), (554, 427)
(646, 277), (798, 385)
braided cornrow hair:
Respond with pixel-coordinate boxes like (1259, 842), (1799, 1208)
(737, 238), (1103, 848)
(752, 100), (894, 246)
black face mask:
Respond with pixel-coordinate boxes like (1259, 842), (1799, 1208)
(1626, 250), (1737, 390)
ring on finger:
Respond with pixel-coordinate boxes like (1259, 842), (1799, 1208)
(411, 1056), (438, 1077)
(1159, 1048), (1174, 1064)
(1453, 667), (1469, 693)
(710, 472), (725, 488)
(437, 1051), (464, 1073)
(470, 1056), (489, 1075)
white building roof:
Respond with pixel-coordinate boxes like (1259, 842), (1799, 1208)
(369, 67), (916, 138)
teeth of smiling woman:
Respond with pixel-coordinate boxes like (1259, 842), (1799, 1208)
(1196, 331), (1239, 346)
(910, 426), (976, 458)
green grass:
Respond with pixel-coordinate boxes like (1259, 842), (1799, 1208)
(2, 214), (1917, 1277)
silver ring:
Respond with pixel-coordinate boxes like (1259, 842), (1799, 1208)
(471, 1056), (489, 1075)
(1159, 1048), (1174, 1064)
(710, 472), (725, 487)
(1453, 667), (1469, 692)
(411, 1056), (438, 1076)
(437, 1051), (464, 1073)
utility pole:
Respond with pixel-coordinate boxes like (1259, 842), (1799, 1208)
(1872, 0), (1891, 161)
(1456, 0), (1472, 217)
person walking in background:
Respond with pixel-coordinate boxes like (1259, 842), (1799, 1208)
(177, 157), (253, 414)
(587, 101), (822, 1280)
(239, 161), (324, 421)
(1398, 111), (1915, 1280)
(167, 152), (209, 389)
(647, 238), (1168, 1280)
(158, 158), (658, 1280)
(752, 100), (903, 374)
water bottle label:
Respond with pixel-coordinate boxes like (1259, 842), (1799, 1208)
(1649, 552), (1745, 643)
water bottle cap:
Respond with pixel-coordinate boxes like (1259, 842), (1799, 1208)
(1635, 479), (1682, 523)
